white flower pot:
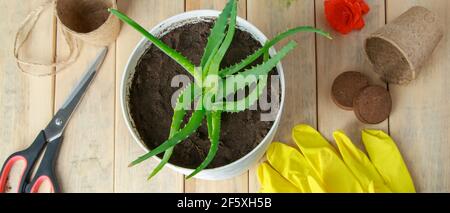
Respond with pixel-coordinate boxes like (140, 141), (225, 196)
(120, 10), (285, 180)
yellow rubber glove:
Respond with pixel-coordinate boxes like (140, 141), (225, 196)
(261, 142), (325, 192)
(291, 125), (364, 192)
(257, 143), (327, 193)
(258, 162), (302, 193)
(257, 125), (415, 193)
(361, 130), (415, 193)
(333, 131), (392, 192)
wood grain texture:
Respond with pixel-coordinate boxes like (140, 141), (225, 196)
(186, 0), (247, 17)
(247, 0), (317, 192)
(114, 0), (185, 193)
(0, 0), (55, 192)
(386, 0), (450, 192)
(0, 0), (449, 193)
(316, 0), (387, 145)
(54, 25), (115, 192)
(184, 0), (249, 193)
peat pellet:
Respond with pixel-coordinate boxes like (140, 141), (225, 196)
(331, 71), (370, 110)
(353, 86), (391, 124)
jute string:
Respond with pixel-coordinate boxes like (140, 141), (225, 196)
(13, 0), (119, 76)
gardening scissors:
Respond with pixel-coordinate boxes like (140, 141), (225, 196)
(0, 47), (108, 193)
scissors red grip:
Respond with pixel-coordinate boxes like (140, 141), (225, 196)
(0, 131), (62, 193)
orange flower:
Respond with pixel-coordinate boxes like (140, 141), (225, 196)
(324, 0), (370, 34)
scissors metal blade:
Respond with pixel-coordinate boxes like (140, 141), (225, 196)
(44, 47), (108, 142)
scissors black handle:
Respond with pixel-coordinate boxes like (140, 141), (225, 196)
(0, 131), (61, 193)
(25, 136), (62, 193)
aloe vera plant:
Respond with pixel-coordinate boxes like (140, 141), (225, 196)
(110, 0), (331, 179)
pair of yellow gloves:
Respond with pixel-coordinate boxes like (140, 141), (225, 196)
(257, 125), (415, 193)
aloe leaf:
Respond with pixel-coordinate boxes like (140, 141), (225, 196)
(234, 41), (296, 77)
(200, 0), (235, 72)
(148, 119), (182, 179)
(187, 111), (222, 179)
(147, 148), (174, 180)
(109, 9), (199, 81)
(263, 50), (270, 62)
(206, 112), (213, 139)
(212, 41), (296, 112)
(214, 75), (268, 112)
(220, 26), (331, 77)
(204, 111), (214, 172)
(129, 109), (206, 167)
(214, 50), (271, 112)
(207, 0), (237, 77)
(147, 84), (199, 179)
(203, 0), (236, 137)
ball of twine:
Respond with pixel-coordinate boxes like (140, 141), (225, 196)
(13, 0), (120, 76)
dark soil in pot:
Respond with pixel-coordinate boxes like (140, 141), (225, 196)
(129, 21), (278, 169)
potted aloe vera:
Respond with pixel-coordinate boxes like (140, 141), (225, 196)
(111, 0), (330, 180)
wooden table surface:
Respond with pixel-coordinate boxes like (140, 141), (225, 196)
(1, 0), (449, 192)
